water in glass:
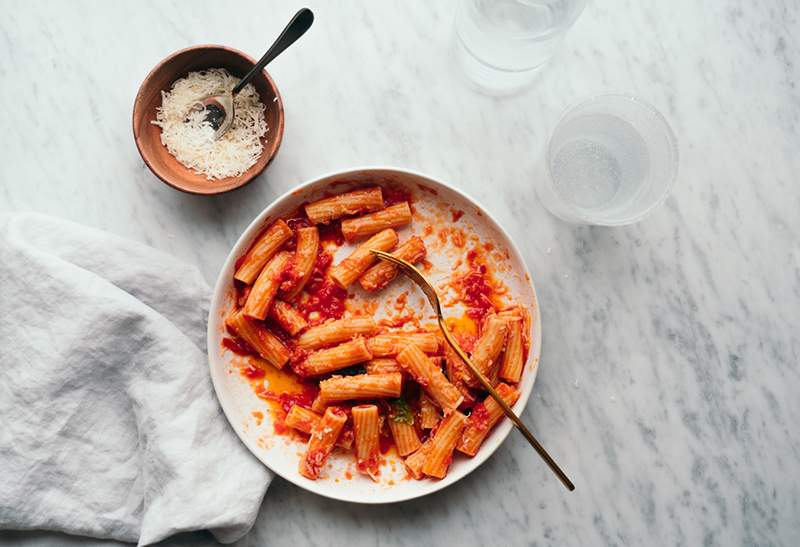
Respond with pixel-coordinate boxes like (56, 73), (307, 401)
(454, 0), (587, 93)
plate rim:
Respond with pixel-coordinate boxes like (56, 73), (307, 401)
(207, 166), (542, 504)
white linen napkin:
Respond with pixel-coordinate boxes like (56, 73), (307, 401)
(0, 213), (271, 546)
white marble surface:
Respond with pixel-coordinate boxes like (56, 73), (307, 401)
(1, 0), (799, 545)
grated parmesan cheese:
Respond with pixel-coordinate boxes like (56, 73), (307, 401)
(151, 68), (268, 180)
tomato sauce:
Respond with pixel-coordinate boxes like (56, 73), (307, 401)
(240, 363), (266, 380)
(222, 337), (255, 357)
(222, 186), (526, 477)
(379, 428), (393, 454)
(234, 281), (251, 307)
(318, 222), (344, 246)
(458, 250), (496, 321)
(379, 314), (415, 328)
(261, 384), (319, 415)
(383, 186), (412, 206)
(300, 252), (347, 323)
(358, 452), (379, 474)
(468, 403), (490, 431)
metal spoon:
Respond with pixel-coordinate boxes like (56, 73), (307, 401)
(194, 8), (314, 139)
(370, 249), (575, 491)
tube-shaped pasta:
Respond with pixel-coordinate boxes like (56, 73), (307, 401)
(341, 202), (413, 241)
(465, 314), (508, 386)
(243, 251), (292, 320)
(299, 407), (348, 480)
(457, 383), (520, 456)
(364, 358), (401, 374)
(444, 342), (473, 401)
(422, 411), (467, 478)
(283, 226), (319, 301)
(397, 344), (463, 413)
(295, 317), (378, 350)
(366, 331), (439, 357)
(498, 317), (523, 382)
(225, 310), (290, 369)
(404, 438), (433, 480)
(419, 394), (441, 430)
(329, 229), (398, 288)
(284, 405), (321, 434)
(311, 393), (327, 414)
(352, 404), (381, 480)
(388, 420), (421, 457)
(284, 405), (351, 448)
(319, 373), (402, 403)
(304, 187), (384, 225)
(234, 220), (292, 284)
(268, 300), (308, 336)
(359, 235), (427, 292)
(301, 337), (372, 376)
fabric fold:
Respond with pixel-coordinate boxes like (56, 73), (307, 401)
(0, 213), (271, 546)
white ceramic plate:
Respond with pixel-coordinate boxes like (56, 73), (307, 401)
(207, 167), (541, 503)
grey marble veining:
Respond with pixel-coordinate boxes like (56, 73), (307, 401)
(1, 0), (798, 546)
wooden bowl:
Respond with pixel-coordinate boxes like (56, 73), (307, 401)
(132, 45), (284, 195)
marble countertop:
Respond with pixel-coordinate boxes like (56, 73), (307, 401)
(2, 0), (798, 545)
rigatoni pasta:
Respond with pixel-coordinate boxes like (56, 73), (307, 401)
(223, 184), (533, 482)
(499, 317), (524, 383)
(284, 405), (351, 448)
(419, 394), (441, 430)
(366, 331), (439, 357)
(388, 421), (421, 457)
(304, 187), (384, 224)
(422, 411), (467, 478)
(284, 404), (320, 434)
(311, 393), (327, 414)
(318, 372), (402, 403)
(352, 405), (381, 480)
(234, 219), (292, 284)
(457, 383), (520, 456)
(268, 299), (308, 335)
(444, 342), (473, 401)
(359, 235), (427, 292)
(243, 251), (291, 320)
(404, 438), (433, 480)
(396, 344), (463, 413)
(283, 226), (319, 301)
(466, 314), (508, 386)
(295, 317), (378, 350)
(387, 397), (421, 456)
(299, 407), (348, 480)
(301, 337), (372, 376)
(341, 202), (413, 241)
(364, 358), (401, 374)
(225, 310), (290, 369)
(329, 228), (398, 288)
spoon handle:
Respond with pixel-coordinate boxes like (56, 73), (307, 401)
(233, 8), (314, 95)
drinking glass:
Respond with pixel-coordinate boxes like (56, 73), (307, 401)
(535, 94), (679, 225)
(454, 0), (588, 94)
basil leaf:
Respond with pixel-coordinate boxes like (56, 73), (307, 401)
(390, 397), (414, 425)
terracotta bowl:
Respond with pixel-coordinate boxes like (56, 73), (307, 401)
(132, 45), (284, 195)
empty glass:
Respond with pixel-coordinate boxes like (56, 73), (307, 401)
(535, 94), (679, 225)
(454, 0), (588, 94)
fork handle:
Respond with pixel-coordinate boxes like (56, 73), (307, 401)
(439, 320), (575, 491)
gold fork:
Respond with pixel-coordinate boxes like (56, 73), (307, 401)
(371, 249), (575, 491)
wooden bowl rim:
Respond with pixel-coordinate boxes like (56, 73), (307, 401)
(132, 44), (285, 195)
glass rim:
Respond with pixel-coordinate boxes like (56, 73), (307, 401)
(456, 0), (590, 44)
(544, 93), (679, 226)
